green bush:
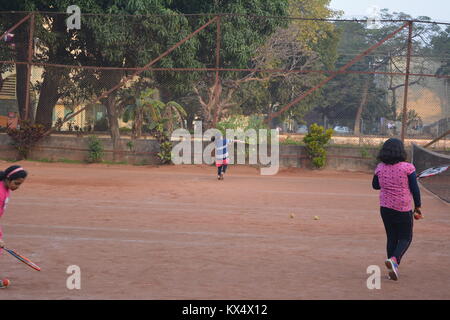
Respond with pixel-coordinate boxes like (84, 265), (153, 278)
(216, 114), (271, 144)
(281, 135), (303, 145)
(157, 141), (173, 164)
(86, 135), (104, 163)
(148, 121), (172, 164)
(303, 123), (333, 168)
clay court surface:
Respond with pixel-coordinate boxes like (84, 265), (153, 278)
(0, 160), (449, 300)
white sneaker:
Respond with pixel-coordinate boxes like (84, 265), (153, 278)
(385, 258), (399, 281)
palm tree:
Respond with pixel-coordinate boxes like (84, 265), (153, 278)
(161, 101), (187, 133)
(121, 88), (187, 139)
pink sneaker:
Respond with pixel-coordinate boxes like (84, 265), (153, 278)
(385, 257), (399, 281)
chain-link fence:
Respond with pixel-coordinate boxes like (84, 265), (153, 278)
(1, 12), (449, 147)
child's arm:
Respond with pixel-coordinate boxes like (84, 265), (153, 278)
(0, 239), (4, 248)
(407, 171), (421, 209)
(372, 175), (381, 190)
(229, 139), (246, 144)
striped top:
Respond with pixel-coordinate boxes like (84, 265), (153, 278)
(215, 138), (231, 161)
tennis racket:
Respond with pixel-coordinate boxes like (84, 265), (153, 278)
(418, 165), (449, 179)
(3, 247), (41, 271)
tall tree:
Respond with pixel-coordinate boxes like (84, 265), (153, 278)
(166, 0), (290, 128)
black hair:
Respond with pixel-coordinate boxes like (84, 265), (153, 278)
(0, 165), (28, 181)
(377, 138), (407, 165)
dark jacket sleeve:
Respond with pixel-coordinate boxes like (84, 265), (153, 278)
(408, 171), (421, 208)
(372, 174), (380, 190)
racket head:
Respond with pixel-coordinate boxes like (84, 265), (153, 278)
(4, 248), (41, 271)
(418, 165), (449, 178)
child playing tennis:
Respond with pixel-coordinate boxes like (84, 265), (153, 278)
(211, 134), (244, 180)
(0, 165), (28, 288)
(372, 138), (422, 281)
(211, 135), (232, 180)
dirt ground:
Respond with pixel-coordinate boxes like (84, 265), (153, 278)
(0, 160), (449, 300)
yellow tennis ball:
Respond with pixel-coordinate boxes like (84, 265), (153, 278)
(314, 216), (320, 220)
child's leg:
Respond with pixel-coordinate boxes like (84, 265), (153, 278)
(222, 164), (228, 174)
(380, 207), (398, 259)
(392, 211), (414, 265)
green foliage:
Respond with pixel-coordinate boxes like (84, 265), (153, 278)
(157, 141), (173, 164)
(150, 123), (172, 164)
(281, 136), (304, 145)
(119, 127), (132, 134)
(6, 120), (47, 160)
(121, 87), (186, 163)
(303, 123), (333, 168)
(121, 87), (186, 138)
(126, 140), (134, 152)
(216, 114), (271, 144)
(86, 135), (104, 163)
(134, 159), (150, 166)
(432, 26), (450, 78)
(360, 145), (373, 159)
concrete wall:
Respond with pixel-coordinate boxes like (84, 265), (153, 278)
(0, 133), (386, 172)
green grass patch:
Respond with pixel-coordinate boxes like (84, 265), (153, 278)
(27, 158), (54, 163)
(101, 160), (129, 165)
(280, 137), (304, 146)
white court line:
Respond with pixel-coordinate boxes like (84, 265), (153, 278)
(12, 196), (445, 217)
(5, 230), (379, 249)
(33, 167), (371, 183)
(12, 196), (380, 211)
(9, 196), (445, 215)
(2, 222), (350, 241)
(5, 233), (317, 251)
(10, 201), (379, 215)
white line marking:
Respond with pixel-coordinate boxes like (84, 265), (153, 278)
(12, 196), (380, 212)
(2, 223), (348, 241)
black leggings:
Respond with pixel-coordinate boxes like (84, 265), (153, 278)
(380, 207), (414, 265)
(218, 165), (228, 175)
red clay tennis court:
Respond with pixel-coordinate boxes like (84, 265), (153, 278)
(0, 160), (449, 299)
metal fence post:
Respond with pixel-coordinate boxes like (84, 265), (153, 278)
(24, 12), (35, 121)
(401, 21), (413, 142)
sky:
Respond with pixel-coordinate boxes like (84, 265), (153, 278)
(329, 0), (450, 23)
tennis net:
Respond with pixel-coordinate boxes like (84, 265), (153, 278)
(412, 144), (450, 203)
